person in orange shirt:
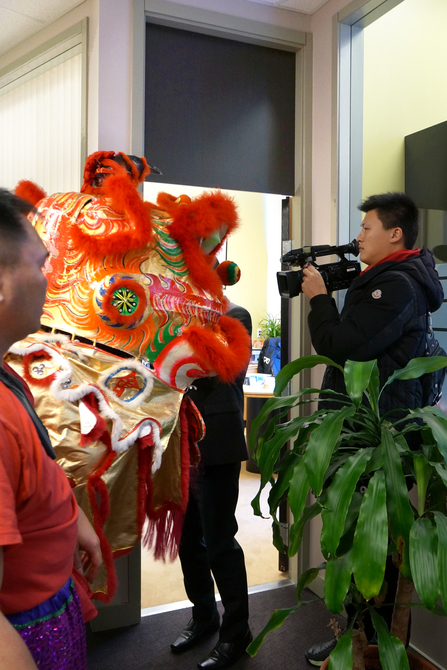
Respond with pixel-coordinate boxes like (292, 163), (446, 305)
(0, 189), (102, 670)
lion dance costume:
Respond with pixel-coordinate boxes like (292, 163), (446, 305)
(8, 151), (251, 611)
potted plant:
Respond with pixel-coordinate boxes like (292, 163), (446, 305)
(247, 354), (447, 670)
(258, 312), (281, 339)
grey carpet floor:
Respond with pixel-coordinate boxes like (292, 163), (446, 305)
(86, 585), (343, 670)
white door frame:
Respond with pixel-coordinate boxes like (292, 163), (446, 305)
(127, 0), (313, 601)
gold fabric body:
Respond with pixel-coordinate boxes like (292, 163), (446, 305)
(5, 334), (197, 596)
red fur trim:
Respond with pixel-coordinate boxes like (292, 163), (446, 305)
(162, 190), (238, 237)
(137, 437), (155, 539)
(156, 191), (238, 298)
(81, 397), (117, 603)
(79, 393), (108, 446)
(142, 399), (192, 560)
(179, 397), (191, 514)
(139, 445), (153, 539)
(116, 152), (151, 184)
(183, 396), (203, 467)
(15, 180), (47, 206)
(22, 350), (56, 387)
(87, 474), (117, 603)
(183, 315), (251, 383)
(80, 151), (115, 191)
(143, 504), (184, 562)
(117, 153), (139, 183)
(156, 192), (191, 209)
(71, 176), (154, 258)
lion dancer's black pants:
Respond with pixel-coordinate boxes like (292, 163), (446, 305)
(178, 462), (249, 643)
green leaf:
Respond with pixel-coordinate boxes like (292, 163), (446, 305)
(248, 393), (302, 452)
(344, 359), (378, 409)
(257, 419), (308, 490)
(274, 354), (344, 396)
(364, 445), (384, 474)
(434, 512), (447, 611)
(271, 518), (286, 553)
(288, 458), (310, 524)
(304, 406), (355, 495)
(328, 629), (352, 670)
(246, 603), (304, 656)
(382, 356), (447, 387)
(321, 449), (373, 555)
(341, 492), (363, 537)
(413, 454), (433, 517)
(410, 517), (439, 610)
(296, 566), (320, 602)
(352, 471), (388, 599)
(434, 463), (447, 491)
(381, 427), (415, 580)
(410, 408), (447, 467)
(267, 451), (301, 517)
(324, 549), (353, 614)
(369, 608), (410, 670)
(289, 502), (321, 557)
(367, 360), (380, 415)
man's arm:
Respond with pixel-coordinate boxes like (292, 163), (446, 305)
(307, 272), (418, 364)
(0, 548), (37, 669)
(74, 505), (102, 583)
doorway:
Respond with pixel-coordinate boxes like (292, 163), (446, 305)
(141, 180), (288, 611)
(138, 3), (308, 610)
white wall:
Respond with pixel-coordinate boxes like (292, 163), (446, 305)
(0, 0), (135, 162)
(363, 0), (447, 195)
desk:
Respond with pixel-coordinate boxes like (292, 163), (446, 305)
(243, 385), (274, 421)
(243, 386), (275, 474)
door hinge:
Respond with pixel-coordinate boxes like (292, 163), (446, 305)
(279, 522), (289, 547)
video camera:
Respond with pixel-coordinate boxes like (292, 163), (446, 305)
(277, 240), (361, 299)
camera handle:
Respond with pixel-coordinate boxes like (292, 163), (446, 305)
(282, 239), (359, 267)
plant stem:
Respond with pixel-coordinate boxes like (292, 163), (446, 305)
(352, 628), (368, 670)
(390, 569), (414, 645)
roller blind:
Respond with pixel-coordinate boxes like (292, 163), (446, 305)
(0, 35), (83, 194)
(145, 23), (296, 195)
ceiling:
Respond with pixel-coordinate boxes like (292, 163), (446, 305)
(0, 0), (329, 58)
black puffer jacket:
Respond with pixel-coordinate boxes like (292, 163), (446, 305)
(308, 247), (444, 417)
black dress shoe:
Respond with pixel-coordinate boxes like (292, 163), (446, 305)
(197, 628), (253, 669)
(171, 613), (220, 654)
(305, 637), (338, 666)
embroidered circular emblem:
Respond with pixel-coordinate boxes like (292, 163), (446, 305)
(111, 287), (139, 315)
(93, 274), (149, 329)
(372, 289), (382, 300)
(23, 349), (58, 386)
(98, 361), (154, 406)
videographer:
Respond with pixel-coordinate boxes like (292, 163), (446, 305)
(301, 192), (444, 666)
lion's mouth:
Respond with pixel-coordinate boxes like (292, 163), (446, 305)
(199, 224), (228, 255)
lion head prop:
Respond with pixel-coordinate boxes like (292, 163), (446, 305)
(7, 151), (250, 607)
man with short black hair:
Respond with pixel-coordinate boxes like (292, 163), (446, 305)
(301, 192), (443, 665)
(0, 189), (101, 669)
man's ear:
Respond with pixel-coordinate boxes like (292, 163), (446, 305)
(390, 227), (404, 245)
